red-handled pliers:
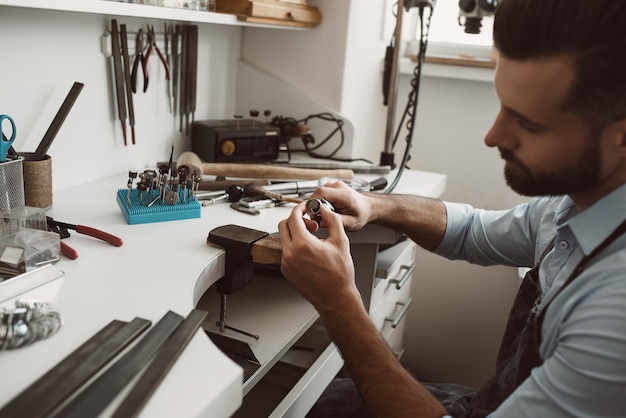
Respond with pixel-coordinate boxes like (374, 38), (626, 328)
(143, 24), (171, 91)
(46, 217), (124, 260)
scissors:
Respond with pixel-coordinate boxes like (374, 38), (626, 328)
(0, 114), (16, 163)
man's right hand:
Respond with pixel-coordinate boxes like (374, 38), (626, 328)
(309, 180), (375, 232)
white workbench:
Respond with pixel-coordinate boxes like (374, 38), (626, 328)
(0, 168), (446, 417)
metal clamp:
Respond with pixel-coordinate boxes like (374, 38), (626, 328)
(389, 263), (416, 290)
(384, 298), (413, 329)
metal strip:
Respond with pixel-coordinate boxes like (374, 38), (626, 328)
(111, 309), (208, 418)
(0, 318), (151, 418)
(56, 311), (184, 418)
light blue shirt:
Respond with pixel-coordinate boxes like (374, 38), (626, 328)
(436, 183), (626, 417)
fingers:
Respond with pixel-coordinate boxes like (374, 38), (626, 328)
(320, 205), (347, 244)
(304, 217), (320, 234)
(309, 181), (370, 232)
(286, 202), (309, 237)
(311, 180), (351, 201)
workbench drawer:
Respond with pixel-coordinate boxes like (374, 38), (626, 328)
(370, 239), (416, 316)
(232, 324), (343, 418)
(381, 298), (412, 360)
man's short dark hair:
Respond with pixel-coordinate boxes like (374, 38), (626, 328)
(493, 1), (626, 130)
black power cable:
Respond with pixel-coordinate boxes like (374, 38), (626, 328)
(385, 4), (434, 193)
(272, 112), (374, 164)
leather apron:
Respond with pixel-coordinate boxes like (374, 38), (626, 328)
(447, 218), (626, 418)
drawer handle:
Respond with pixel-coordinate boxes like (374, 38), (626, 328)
(393, 348), (405, 360)
(389, 263), (416, 290)
(385, 298), (413, 328)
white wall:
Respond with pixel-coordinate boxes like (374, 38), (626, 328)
(401, 74), (527, 386)
(240, 0), (389, 162)
(0, 5), (241, 193)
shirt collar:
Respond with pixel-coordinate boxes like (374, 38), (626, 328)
(556, 183), (626, 255)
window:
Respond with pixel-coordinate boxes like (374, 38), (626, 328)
(383, 0), (495, 66)
(427, 0), (493, 47)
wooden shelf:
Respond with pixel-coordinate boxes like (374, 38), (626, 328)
(0, 0), (307, 29)
(216, 0), (321, 28)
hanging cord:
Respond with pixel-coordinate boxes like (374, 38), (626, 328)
(276, 112), (374, 164)
(300, 112), (345, 158)
(385, 5), (434, 193)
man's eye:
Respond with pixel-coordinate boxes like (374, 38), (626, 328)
(519, 118), (544, 133)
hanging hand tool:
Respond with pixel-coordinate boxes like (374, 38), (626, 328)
(47, 217), (124, 259)
(187, 25), (198, 133)
(131, 28), (148, 94)
(178, 24), (187, 133)
(172, 25), (180, 117)
(110, 20), (128, 146)
(177, 24), (198, 135)
(164, 22), (173, 113)
(120, 24), (136, 145)
(143, 24), (171, 94)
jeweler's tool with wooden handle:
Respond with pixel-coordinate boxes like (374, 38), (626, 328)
(177, 151), (354, 180)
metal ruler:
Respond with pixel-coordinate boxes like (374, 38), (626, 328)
(55, 311), (184, 418)
(0, 317), (151, 418)
(111, 309), (208, 418)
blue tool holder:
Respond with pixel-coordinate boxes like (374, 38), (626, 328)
(116, 189), (201, 225)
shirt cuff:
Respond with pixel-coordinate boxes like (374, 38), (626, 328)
(434, 201), (475, 257)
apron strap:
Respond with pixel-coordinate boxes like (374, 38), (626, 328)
(539, 216), (626, 316)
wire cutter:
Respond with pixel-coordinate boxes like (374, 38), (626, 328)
(131, 28), (148, 93)
(46, 217), (124, 260)
(143, 24), (171, 92)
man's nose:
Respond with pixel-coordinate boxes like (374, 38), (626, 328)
(484, 109), (516, 150)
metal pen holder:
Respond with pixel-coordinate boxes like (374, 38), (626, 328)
(0, 157), (25, 213)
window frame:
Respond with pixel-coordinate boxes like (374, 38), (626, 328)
(384, 1), (497, 69)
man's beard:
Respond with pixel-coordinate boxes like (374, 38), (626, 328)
(500, 138), (601, 197)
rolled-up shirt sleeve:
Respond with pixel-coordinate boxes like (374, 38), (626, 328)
(434, 200), (545, 268)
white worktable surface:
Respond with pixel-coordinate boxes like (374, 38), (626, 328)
(0, 167), (446, 417)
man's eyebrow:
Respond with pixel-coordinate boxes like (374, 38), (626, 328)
(502, 105), (551, 129)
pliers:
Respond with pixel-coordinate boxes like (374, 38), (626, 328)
(131, 28), (148, 93)
(143, 24), (171, 92)
(46, 217), (124, 260)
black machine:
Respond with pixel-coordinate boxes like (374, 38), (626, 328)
(191, 119), (280, 163)
(458, 0), (498, 34)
